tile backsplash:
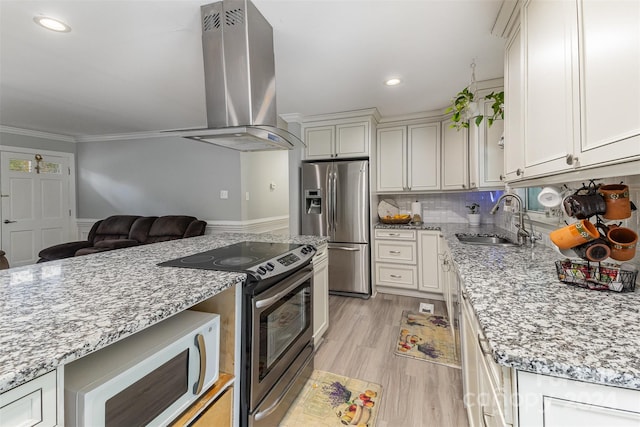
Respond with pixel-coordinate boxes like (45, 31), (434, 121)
(376, 174), (639, 264)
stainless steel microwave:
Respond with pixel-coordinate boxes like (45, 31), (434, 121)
(64, 310), (220, 427)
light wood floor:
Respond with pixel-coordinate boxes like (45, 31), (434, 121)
(314, 293), (469, 427)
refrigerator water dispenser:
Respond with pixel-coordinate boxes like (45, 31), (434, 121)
(305, 189), (322, 214)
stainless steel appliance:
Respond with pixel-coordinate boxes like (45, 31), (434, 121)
(159, 241), (316, 427)
(301, 160), (370, 297)
(180, 0), (303, 151)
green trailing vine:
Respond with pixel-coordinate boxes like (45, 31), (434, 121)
(445, 88), (504, 130)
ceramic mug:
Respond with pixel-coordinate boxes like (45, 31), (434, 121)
(607, 227), (638, 261)
(549, 219), (599, 250)
(598, 184), (632, 220)
(562, 194), (606, 219)
(572, 238), (611, 262)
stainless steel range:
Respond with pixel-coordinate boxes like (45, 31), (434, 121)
(159, 241), (316, 427)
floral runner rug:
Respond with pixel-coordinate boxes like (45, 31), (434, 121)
(394, 310), (461, 368)
(280, 369), (382, 427)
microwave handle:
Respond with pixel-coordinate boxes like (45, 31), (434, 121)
(193, 333), (207, 395)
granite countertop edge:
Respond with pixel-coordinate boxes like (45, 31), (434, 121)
(0, 233), (327, 393)
(376, 222), (640, 391)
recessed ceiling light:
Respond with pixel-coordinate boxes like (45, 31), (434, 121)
(385, 78), (402, 86)
(34, 16), (71, 33)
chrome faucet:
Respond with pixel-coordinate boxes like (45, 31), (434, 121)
(490, 193), (531, 245)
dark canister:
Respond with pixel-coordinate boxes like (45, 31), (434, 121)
(562, 193), (606, 219)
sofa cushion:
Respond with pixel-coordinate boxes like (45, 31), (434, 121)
(93, 215), (141, 243)
(93, 239), (140, 250)
(145, 216), (198, 244)
(75, 247), (114, 257)
(38, 240), (94, 261)
(129, 216), (158, 243)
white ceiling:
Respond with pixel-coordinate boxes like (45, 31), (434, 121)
(0, 0), (506, 139)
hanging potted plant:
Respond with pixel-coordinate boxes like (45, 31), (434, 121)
(466, 202), (481, 227)
(445, 89), (504, 130)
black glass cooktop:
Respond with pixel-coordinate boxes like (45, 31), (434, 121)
(158, 241), (304, 272)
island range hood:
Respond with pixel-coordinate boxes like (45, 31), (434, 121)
(184, 0), (303, 151)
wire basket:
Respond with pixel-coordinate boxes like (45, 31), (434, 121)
(555, 259), (638, 292)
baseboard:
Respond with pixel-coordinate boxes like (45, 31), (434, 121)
(375, 286), (445, 301)
(76, 216), (290, 239)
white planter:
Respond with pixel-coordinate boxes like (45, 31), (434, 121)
(467, 213), (481, 226)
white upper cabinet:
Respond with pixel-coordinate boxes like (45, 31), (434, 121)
(303, 119), (371, 160)
(577, 0), (640, 166)
(441, 120), (469, 190)
(376, 123), (440, 192)
(504, 20), (525, 182)
(376, 126), (406, 192)
(504, 0), (639, 183)
(408, 124), (441, 191)
(523, 0), (579, 178)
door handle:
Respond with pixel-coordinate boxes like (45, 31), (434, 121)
(329, 246), (360, 252)
(193, 333), (207, 395)
(3, 220), (16, 224)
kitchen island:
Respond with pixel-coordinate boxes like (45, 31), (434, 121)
(0, 232), (326, 396)
(376, 222), (640, 425)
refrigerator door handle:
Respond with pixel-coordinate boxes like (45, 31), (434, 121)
(332, 170), (337, 233)
(329, 246), (360, 252)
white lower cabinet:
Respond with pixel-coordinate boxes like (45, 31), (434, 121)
(0, 371), (58, 427)
(312, 243), (329, 347)
(518, 371), (640, 427)
(374, 229), (443, 297)
(461, 292), (514, 427)
(418, 231), (441, 293)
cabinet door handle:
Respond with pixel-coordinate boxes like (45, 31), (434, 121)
(390, 274), (402, 279)
(389, 250), (401, 254)
(387, 233), (401, 236)
(566, 154), (578, 165)
(3, 220), (16, 224)
(516, 168), (523, 176)
(477, 334), (492, 356)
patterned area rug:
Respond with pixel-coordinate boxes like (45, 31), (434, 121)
(280, 370), (383, 427)
(394, 310), (460, 368)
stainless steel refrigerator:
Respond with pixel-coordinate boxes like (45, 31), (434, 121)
(301, 160), (370, 297)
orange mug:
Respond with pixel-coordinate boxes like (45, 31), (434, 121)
(607, 227), (638, 261)
(550, 219), (599, 250)
(598, 184), (631, 220)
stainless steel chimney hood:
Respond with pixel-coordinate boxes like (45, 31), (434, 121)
(184, 0), (303, 151)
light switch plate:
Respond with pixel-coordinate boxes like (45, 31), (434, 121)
(419, 303), (434, 314)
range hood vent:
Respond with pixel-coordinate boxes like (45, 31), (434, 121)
(184, 0), (302, 151)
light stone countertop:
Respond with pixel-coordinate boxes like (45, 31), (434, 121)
(0, 233), (327, 393)
(376, 222), (640, 390)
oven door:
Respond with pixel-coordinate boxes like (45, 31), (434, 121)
(250, 265), (313, 410)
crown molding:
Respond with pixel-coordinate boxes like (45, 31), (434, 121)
(0, 125), (76, 143)
(301, 107), (381, 124)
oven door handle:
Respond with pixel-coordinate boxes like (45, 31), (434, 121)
(255, 268), (312, 310)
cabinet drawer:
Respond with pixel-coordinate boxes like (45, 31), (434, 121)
(0, 371), (57, 427)
(375, 241), (417, 264)
(375, 264), (417, 289)
(375, 229), (416, 240)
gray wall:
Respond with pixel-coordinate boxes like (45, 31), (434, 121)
(240, 151), (290, 221)
(0, 131), (77, 154)
(77, 137), (242, 220)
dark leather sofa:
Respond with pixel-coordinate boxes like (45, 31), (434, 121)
(38, 215), (207, 262)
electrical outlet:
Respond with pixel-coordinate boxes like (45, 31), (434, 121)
(419, 303), (434, 314)
(220, 190), (229, 199)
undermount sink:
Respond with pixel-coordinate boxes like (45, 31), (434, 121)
(455, 233), (520, 246)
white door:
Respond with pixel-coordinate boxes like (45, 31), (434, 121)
(1, 151), (71, 266)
